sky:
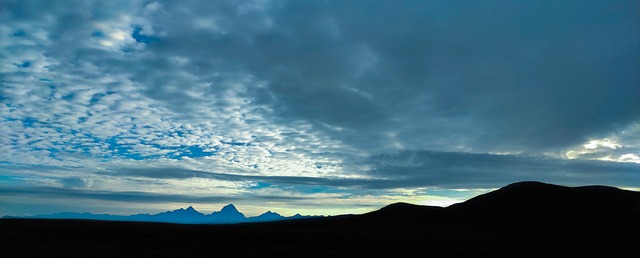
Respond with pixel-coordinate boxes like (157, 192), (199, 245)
(1, 0), (639, 217)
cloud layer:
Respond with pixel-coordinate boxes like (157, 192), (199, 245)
(1, 0), (639, 216)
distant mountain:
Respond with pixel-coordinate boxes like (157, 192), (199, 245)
(147, 206), (208, 224)
(247, 211), (284, 222)
(2, 204), (319, 224)
(209, 204), (246, 223)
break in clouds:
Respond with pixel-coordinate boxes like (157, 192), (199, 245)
(1, 0), (639, 215)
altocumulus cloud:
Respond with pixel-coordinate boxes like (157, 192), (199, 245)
(0, 0), (639, 216)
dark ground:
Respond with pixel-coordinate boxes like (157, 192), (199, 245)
(2, 210), (638, 257)
(2, 182), (639, 257)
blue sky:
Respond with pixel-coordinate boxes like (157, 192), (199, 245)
(1, 0), (639, 216)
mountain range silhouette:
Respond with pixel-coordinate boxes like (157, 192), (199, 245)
(2, 181), (639, 257)
(3, 203), (316, 224)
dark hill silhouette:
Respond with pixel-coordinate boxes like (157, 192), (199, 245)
(358, 202), (445, 224)
(446, 181), (640, 223)
(2, 181), (638, 257)
(356, 181), (640, 219)
(351, 181), (640, 230)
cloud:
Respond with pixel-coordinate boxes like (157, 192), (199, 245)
(8, 150), (631, 192)
(127, 0), (640, 153)
(4, 0), (638, 164)
(563, 123), (640, 163)
(364, 150), (640, 188)
(0, 185), (305, 203)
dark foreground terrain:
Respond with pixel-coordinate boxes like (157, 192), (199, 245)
(2, 182), (639, 257)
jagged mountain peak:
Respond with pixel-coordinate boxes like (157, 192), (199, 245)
(158, 206), (205, 217)
(246, 210), (285, 222)
(173, 206), (200, 213)
(210, 204), (246, 223)
(220, 204), (239, 212)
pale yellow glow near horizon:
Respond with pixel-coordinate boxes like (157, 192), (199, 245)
(132, 193), (474, 217)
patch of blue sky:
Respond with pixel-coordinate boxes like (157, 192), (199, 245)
(2, 117), (17, 122)
(66, 139), (106, 159)
(48, 135), (105, 161)
(24, 124), (102, 159)
(21, 117), (39, 127)
(90, 30), (104, 37)
(16, 61), (31, 68)
(171, 129), (187, 137)
(53, 126), (80, 136)
(164, 145), (216, 159)
(61, 93), (74, 101)
(45, 147), (59, 158)
(0, 175), (27, 187)
(105, 137), (145, 160)
(248, 182), (271, 190)
(89, 93), (104, 104)
(12, 30), (26, 37)
(102, 136), (217, 160)
(131, 26), (159, 44)
(185, 145), (215, 158)
(88, 91), (116, 104)
(26, 144), (61, 159)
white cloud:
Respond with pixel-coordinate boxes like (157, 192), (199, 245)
(583, 139), (621, 150)
(564, 123), (640, 164)
(619, 154), (640, 163)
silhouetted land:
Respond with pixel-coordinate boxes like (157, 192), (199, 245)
(2, 181), (639, 257)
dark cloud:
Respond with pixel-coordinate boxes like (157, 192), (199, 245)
(366, 150), (640, 188)
(103, 152), (640, 190)
(7, 0), (636, 153)
(99, 167), (380, 188)
(0, 186), (304, 203)
(132, 0), (640, 153)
